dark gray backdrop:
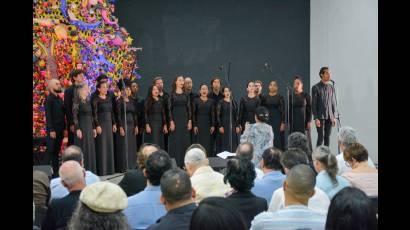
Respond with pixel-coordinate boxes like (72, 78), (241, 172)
(115, 0), (310, 99)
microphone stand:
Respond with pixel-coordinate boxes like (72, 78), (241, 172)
(121, 78), (129, 170)
(227, 62), (233, 153)
(332, 80), (341, 155)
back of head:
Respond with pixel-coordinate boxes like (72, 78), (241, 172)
(190, 197), (248, 230)
(280, 148), (309, 171)
(62, 145), (83, 164)
(136, 143), (160, 169)
(287, 132), (311, 158)
(59, 160), (85, 189)
(343, 142), (369, 163)
(285, 164), (316, 200)
(312, 146), (338, 184)
(262, 147), (282, 171)
(224, 158), (255, 192)
(187, 143), (207, 156)
(185, 148), (208, 168)
(160, 169), (193, 205)
(326, 187), (377, 230)
(236, 142), (254, 161)
(145, 150), (173, 186)
(255, 106), (269, 123)
(338, 126), (358, 149)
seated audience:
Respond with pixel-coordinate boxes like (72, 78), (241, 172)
(50, 145), (99, 200)
(251, 147), (285, 204)
(224, 158), (267, 229)
(312, 146), (350, 199)
(33, 170), (50, 228)
(147, 169), (197, 230)
(68, 181), (130, 230)
(268, 148), (330, 214)
(42, 161), (86, 230)
(184, 147), (231, 203)
(287, 132), (315, 172)
(236, 142), (264, 179)
(239, 106), (274, 166)
(119, 143), (160, 197)
(251, 165), (326, 230)
(190, 197), (248, 230)
(337, 126), (376, 175)
(342, 143), (378, 197)
(326, 187), (378, 230)
(124, 149), (173, 229)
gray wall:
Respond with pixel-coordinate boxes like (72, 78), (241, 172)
(310, 0), (378, 163)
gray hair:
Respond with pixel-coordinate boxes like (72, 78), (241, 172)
(312, 146), (338, 185)
(62, 145), (84, 164)
(236, 142), (254, 161)
(184, 148), (208, 166)
(59, 161), (84, 188)
(338, 126), (358, 148)
(288, 132), (311, 157)
(286, 164), (316, 199)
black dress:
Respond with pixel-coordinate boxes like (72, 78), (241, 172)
(289, 91), (313, 151)
(261, 94), (286, 150)
(167, 92), (192, 167)
(216, 99), (240, 153)
(208, 91), (224, 156)
(144, 98), (166, 149)
(238, 95), (261, 131)
(192, 98), (215, 156)
(92, 96), (115, 176)
(116, 98), (138, 172)
(73, 99), (96, 173)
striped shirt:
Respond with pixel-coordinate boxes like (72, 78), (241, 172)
(251, 205), (326, 230)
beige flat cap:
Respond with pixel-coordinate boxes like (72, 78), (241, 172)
(80, 181), (128, 213)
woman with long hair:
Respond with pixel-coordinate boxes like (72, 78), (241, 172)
(115, 79), (139, 172)
(216, 86), (241, 153)
(167, 76), (192, 167)
(238, 81), (261, 133)
(192, 84), (216, 156)
(144, 85), (167, 149)
(73, 83), (97, 173)
(92, 81), (116, 176)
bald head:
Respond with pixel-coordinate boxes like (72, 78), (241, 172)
(284, 164), (316, 200)
(48, 79), (62, 94)
(62, 145), (84, 166)
(236, 142), (254, 161)
(59, 161), (86, 191)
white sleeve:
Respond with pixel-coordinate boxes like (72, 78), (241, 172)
(268, 188), (285, 212)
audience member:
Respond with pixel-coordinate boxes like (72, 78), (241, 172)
(119, 143), (160, 196)
(325, 187), (378, 230)
(68, 181), (130, 230)
(184, 147), (231, 203)
(342, 143), (378, 197)
(147, 169), (197, 230)
(42, 161), (86, 230)
(312, 146), (350, 199)
(251, 165), (326, 230)
(33, 170), (50, 228)
(287, 132), (315, 171)
(251, 147), (285, 203)
(124, 149), (173, 229)
(50, 145), (100, 200)
(337, 126), (376, 175)
(190, 197), (248, 230)
(236, 142), (264, 179)
(268, 148), (330, 214)
(224, 158), (267, 229)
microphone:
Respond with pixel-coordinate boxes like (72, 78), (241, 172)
(264, 62), (270, 69)
(217, 65), (224, 71)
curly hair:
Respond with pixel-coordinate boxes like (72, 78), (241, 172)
(223, 158), (255, 192)
(68, 202), (131, 230)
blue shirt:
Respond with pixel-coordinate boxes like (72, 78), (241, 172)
(50, 171), (100, 200)
(124, 185), (166, 230)
(316, 171), (350, 199)
(251, 171), (285, 204)
(251, 205), (327, 230)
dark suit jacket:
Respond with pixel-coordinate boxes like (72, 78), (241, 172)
(118, 169), (146, 197)
(147, 203), (197, 230)
(41, 190), (81, 230)
(226, 191), (268, 229)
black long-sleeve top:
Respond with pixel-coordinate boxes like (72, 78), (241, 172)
(73, 99), (95, 130)
(116, 97), (138, 128)
(216, 99), (240, 128)
(144, 98), (167, 126)
(167, 92), (192, 123)
(44, 93), (66, 132)
(63, 85), (75, 127)
(261, 94), (286, 123)
(131, 95), (145, 129)
(238, 95), (261, 127)
(92, 95), (116, 127)
(311, 81), (336, 120)
(192, 98), (216, 127)
(289, 92), (312, 127)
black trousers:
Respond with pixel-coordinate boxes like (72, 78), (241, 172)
(45, 129), (64, 177)
(316, 119), (332, 147)
(67, 127), (74, 146)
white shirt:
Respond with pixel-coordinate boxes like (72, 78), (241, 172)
(268, 187), (330, 215)
(336, 152), (376, 175)
(255, 167), (264, 180)
(191, 166), (232, 203)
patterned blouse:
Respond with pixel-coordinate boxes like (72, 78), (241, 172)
(240, 122), (274, 166)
